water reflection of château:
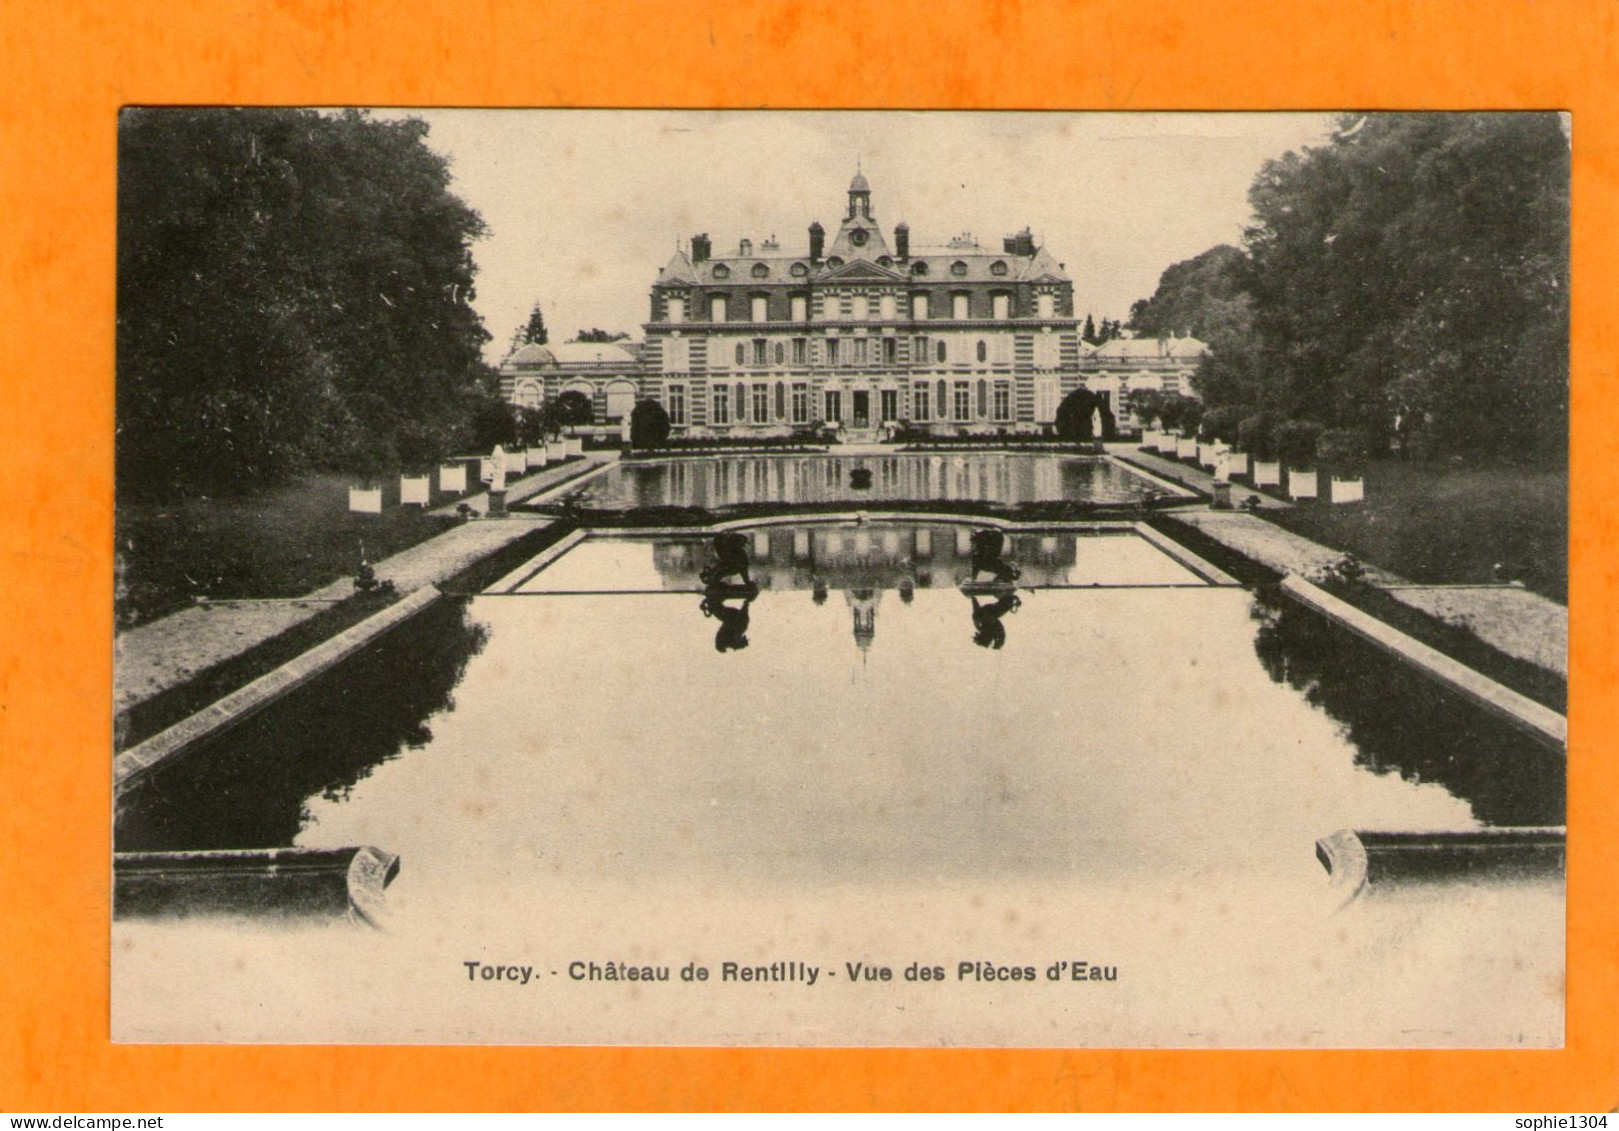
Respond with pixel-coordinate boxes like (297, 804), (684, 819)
(653, 523), (1079, 595)
(583, 454), (1159, 510)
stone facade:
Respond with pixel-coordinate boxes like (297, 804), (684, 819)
(642, 172), (1084, 439)
(1078, 335), (1207, 429)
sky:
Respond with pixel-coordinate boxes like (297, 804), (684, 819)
(388, 110), (1336, 361)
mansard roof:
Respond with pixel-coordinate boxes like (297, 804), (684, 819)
(1084, 335), (1209, 361)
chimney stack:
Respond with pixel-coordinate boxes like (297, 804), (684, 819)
(691, 233), (711, 263)
(895, 221), (910, 260)
(739, 238), (753, 257)
(1003, 228), (1036, 257)
(808, 222), (825, 263)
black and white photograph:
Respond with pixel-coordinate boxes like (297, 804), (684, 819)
(111, 109), (1570, 1047)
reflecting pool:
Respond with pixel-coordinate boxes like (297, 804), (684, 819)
(113, 521), (1564, 1047)
(550, 453), (1185, 511)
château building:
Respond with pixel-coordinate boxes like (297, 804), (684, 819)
(497, 171), (1206, 437)
(641, 171), (1085, 440)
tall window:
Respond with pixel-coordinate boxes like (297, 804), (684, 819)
(712, 387), (730, 424)
(735, 342), (746, 366)
(752, 339), (767, 366)
(952, 293), (969, 320)
(976, 340), (987, 363)
(791, 294), (808, 322)
(792, 338), (807, 365)
(752, 384), (770, 423)
(913, 336), (927, 364)
(992, 293), (1011, 320)
(880, 388), (899, 423)
(751, 295), (768, 322)
(912, 293), (929, 320)
(826, 338), (840, 366)
(774, 342), (785, 365)
(913, 382), (931, 421)
(710, 294), (727, 322)
(775, 383), (786, 419)
(852, 295), (869, 321)
(883, 337), (897, 365)
(666, 293), (686, 323)
(791, 383), (809, 424)
(852, 338), (868, 366)
(1035, 378), (1059, 423)
(880, 294), (896, 320)
(1037, 293), (1055, 319)
(935, 339), (947, 364)
(953, 382), (971, 422)
(825, 390), (843, 424)
(668, 384), (686, 425)
(993, 382), (1011, 422)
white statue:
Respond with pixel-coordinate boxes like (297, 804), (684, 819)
(490, 444), (507, 493)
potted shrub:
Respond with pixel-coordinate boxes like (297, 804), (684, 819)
(553, 390), (592, 458)
(1199, 406), (1242, 472)
(348, 440), (386, 514)
(1320, 427), (1372, 503)
(1275, 419), (1324, 500)
(1239, 413), (1279, 486)
(1175, 400), (1202, 460)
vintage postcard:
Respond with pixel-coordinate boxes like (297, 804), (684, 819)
(109, 108), (1569, 1050)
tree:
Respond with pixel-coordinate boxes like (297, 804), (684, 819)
(1054, 388), (1114, 441)
(550, 389), (593, 434)
(117, 108), (491, 499)
(574, 328), (631, 343)
(629, 399), (672, 449)
(1238, 113), (1568, 458)
(1126, 245), (1252, 341)
(1082, 314), (1098, 344)
(520, 303), (549, 346)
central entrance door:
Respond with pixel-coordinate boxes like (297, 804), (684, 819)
(852, 390), (870, 428)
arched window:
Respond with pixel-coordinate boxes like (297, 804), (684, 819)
(514, 381), (542, 409)
(826, 256), (844, 269)
(936, 340), (947, 364)
(790, 262), (809, 277)
(605, 380), (637, 423)
(752, 262), (769, 278)
(774, 342), (785, 365)
(734, 382), (746, 420)
(735, 343), (745, 365)
(976, 379), (987, 417)
(976, 340), (987, 362)
(990, 260), (1009, 276)
(712, 264), (731, 279)
(912, 261), (929, 276)
(877, 256), (893, 268)
(936, 378), (947, 411)
(951, 260), (968, 277)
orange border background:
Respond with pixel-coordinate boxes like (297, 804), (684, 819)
(2, 0), (1615, 1112)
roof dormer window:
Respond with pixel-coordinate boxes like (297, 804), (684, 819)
(951, 260), (968, 277)
(876, 256), (893, 268)
(751, 263), (769, 278)
(912, 261), (929, 276)
(990, 260), (1009, 276)
(826, 256), (844, 269)
(790, 262), (809, 277)
(712, 264), (731, 279)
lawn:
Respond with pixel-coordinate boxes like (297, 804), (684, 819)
(116, 473), (461, 628)
(1264, 458), (1567, 602)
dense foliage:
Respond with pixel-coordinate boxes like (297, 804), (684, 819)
(1148, 114), (1568, 463)
(628, 399), (672, 449)
(118, 108), (492, 499)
